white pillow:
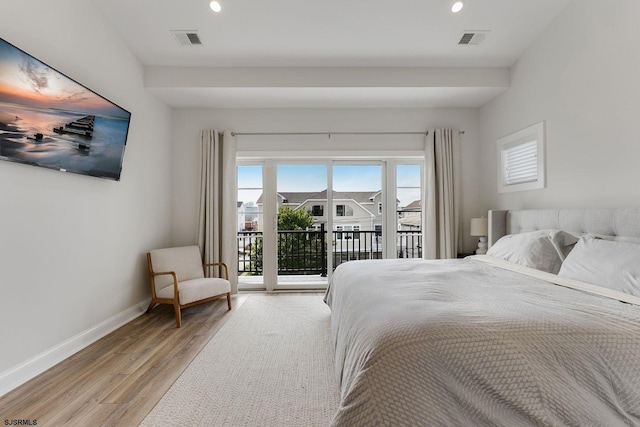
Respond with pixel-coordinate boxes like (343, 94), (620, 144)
(486, 229), (572, 274)
(558, 237), (640, 296)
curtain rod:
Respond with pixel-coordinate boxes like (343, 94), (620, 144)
(231, 130), (465, 137)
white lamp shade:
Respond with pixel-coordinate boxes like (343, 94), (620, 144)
(470, 217), (488, 236)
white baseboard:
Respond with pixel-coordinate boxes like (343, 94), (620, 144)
(0, 298), (150, 398)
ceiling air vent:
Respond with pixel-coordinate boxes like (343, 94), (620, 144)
(458, 30), (489, 45)
(171, 30), (203, 46)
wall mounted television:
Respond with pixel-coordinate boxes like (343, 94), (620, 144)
(0, 37), (131, 181)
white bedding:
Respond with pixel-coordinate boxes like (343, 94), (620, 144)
(324, 257), (640, 426)
(474, 254), (640, 306)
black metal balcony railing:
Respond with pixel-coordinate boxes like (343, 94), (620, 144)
(397, 231), (423, 258)
(279, 230), (327, 275)
(238, 231), (263, 275)
(332, 230), (382, 267)
(238, 229), (422, 276)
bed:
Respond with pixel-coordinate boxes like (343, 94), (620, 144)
(324, 208), (640, 426)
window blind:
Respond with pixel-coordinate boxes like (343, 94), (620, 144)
(503, 140), (538, 185)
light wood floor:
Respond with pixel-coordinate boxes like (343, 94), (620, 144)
(0, 292), (321, 426)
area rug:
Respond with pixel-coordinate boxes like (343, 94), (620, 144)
(140, 295), (340, 426)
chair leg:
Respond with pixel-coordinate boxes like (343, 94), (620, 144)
(227, 292), (232, 310)
(146, 301), (156, 313)
(174, 302), (182, 328)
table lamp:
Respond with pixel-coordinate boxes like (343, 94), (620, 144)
(470, 217), (488, 255)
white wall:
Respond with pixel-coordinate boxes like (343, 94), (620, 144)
(0, 0), (172, 390)
(479, 0), (640, 210)
(171, 108), (483, 253)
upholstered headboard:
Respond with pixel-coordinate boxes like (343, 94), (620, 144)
(488, 208), (640, 247)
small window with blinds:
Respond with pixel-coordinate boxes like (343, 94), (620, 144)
(497, 122), (545, 193)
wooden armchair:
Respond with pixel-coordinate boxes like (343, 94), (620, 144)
(146, 245), (231, 327)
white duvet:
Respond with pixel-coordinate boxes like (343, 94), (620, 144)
(324, 257), (640, 426)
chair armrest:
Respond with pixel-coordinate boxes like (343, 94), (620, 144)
(203, 262), (229, 280)
(150, 271), (180, 297)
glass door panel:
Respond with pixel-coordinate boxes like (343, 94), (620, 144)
(237, 164), (264, 289)
(332, 163), (383, 269)
(396, 164), (422, 258)
(275, 164), (328, 289)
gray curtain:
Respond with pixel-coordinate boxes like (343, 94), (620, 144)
(424, 128), (460, 259)
(197, 130), (238, 293)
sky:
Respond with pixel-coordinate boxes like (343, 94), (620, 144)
(0, 38), (129, 119)
(238, 163), (421, 207)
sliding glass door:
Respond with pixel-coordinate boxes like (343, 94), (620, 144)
(237, 159), (422, 291)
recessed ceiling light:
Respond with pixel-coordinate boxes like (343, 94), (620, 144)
(210, 1), (222, 13)
(451, 1), (464, 13)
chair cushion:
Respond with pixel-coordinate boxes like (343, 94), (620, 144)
(149, 246), (205, 289)
(157, 277), (231, 305)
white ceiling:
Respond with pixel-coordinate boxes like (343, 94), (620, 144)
(92, 0), (570, 108)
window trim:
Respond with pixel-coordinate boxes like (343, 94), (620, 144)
(497, 121), (546, 193)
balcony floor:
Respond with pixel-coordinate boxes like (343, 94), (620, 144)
(239, 274), (328, 288)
